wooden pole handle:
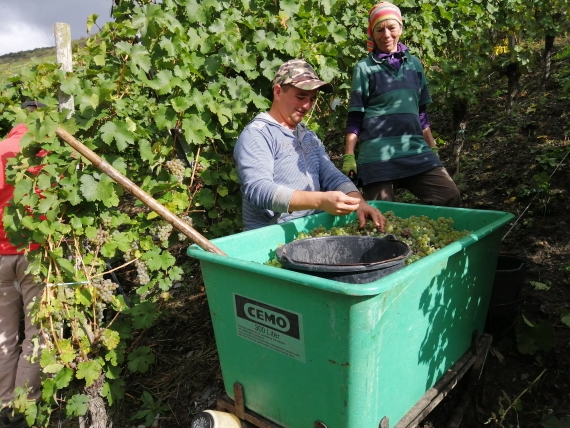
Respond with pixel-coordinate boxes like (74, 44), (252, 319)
(55, 127), (227, 256)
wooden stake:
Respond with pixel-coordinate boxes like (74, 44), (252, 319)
(54, 23), (75, 118)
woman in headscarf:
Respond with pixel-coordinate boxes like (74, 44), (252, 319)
(342, 2), (460, 207)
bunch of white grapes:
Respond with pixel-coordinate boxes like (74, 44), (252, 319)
(271, 211), (471, 267)
(192, 161), (205, 173)
(95, 301), (106, 324)
(92, 278), (118, 303)
(123, 241), (138, 262)
(166, 159), (186, 182)
(134, 260), (150, 285)
(93, 328), (106, 348)
(89, 229), (111, 247)
(153, 222), (173, 243)
(101, 217), (112, 229)
(124, 242), (151, 285)
(177, 215), (193, 242)
(89, 216), (118, 247)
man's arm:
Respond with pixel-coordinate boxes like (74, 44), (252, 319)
(289, 190), (361, 215)
(234, 126), (292, 213)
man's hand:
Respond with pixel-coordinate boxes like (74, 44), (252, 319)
(356, 202), (386, 230)
(289, 190), (360, 214)
(348, 192), (386, 231)
(341, 154), (357, 175)
(318, 191), (361, 215)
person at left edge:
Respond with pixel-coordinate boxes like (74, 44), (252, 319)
(0, 100), (47, 428)
(234, 59), (386, 231)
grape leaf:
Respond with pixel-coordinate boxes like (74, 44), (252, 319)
(58, 339), (76, 364)
(59, 177), (82, 205)
(66, 394), (89, 417)
(86, 14), (99, 33)
(141, 248), (175, 271)
(75, 286), (92, 306)
(147, 70), (174, 95)
(99, 121), (135, 151)
(40, 348), (58, 368)
(43, 363), (64, 374)
(79, 174), (119, 207)
(159, 36), (177, 57)
(529, 280), (550, 291)
(127, 346), (155, 373)
(280, 0), (301, 16)
(168, 266), (183, 281)
(57, 258), (77, 280)
(76, 360), (103, 387)
(102, 379), (126, 406)
(181, 116), (214, 145)
(171, 97), (192, 113)
(54, 368), (74, 389)
(13, 179), (33, 204)
(103, 329), (121, 350)
(41, 379), (57, 401)
(128, 301), (159, 329)
(195, 187), (215, 209)
(130, 44), (152, 73)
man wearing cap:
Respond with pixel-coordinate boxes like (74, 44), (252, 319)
(234, 59), (386, 231)
(0, 100), (46, 428)
(342, 2), (460, 207)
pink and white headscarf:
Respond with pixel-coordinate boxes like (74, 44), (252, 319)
(366, 2), (403, 52)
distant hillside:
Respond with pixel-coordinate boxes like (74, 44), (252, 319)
(0, 46), (57, 65)
(0, 38), (87, 82)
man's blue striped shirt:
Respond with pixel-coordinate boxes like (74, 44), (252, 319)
(234, 113), (358, 230)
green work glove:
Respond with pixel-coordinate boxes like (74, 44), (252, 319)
(431, 146), (439, 158)
(342, 154), (357, 175)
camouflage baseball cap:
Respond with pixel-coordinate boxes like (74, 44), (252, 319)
(21, 100), (47, 108)
(272, 59), (334, 93)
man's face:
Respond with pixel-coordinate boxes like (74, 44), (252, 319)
(273, 85), (318, 129)
(373, 19), (402, 53)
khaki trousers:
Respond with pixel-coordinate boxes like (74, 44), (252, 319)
(0, 255), (42, 405)
(362, 167), (461, 207)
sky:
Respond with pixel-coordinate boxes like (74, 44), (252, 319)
(0, 0), (115, 56)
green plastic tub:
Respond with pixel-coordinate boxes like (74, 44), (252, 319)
(187, 201), (514, 428)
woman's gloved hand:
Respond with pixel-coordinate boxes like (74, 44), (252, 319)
(431, 146), (439, 158)
(342, 154), (357, 175)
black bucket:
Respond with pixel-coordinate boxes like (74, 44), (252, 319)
(485, 254), (529, 336)
(276, 235), (412, 284)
